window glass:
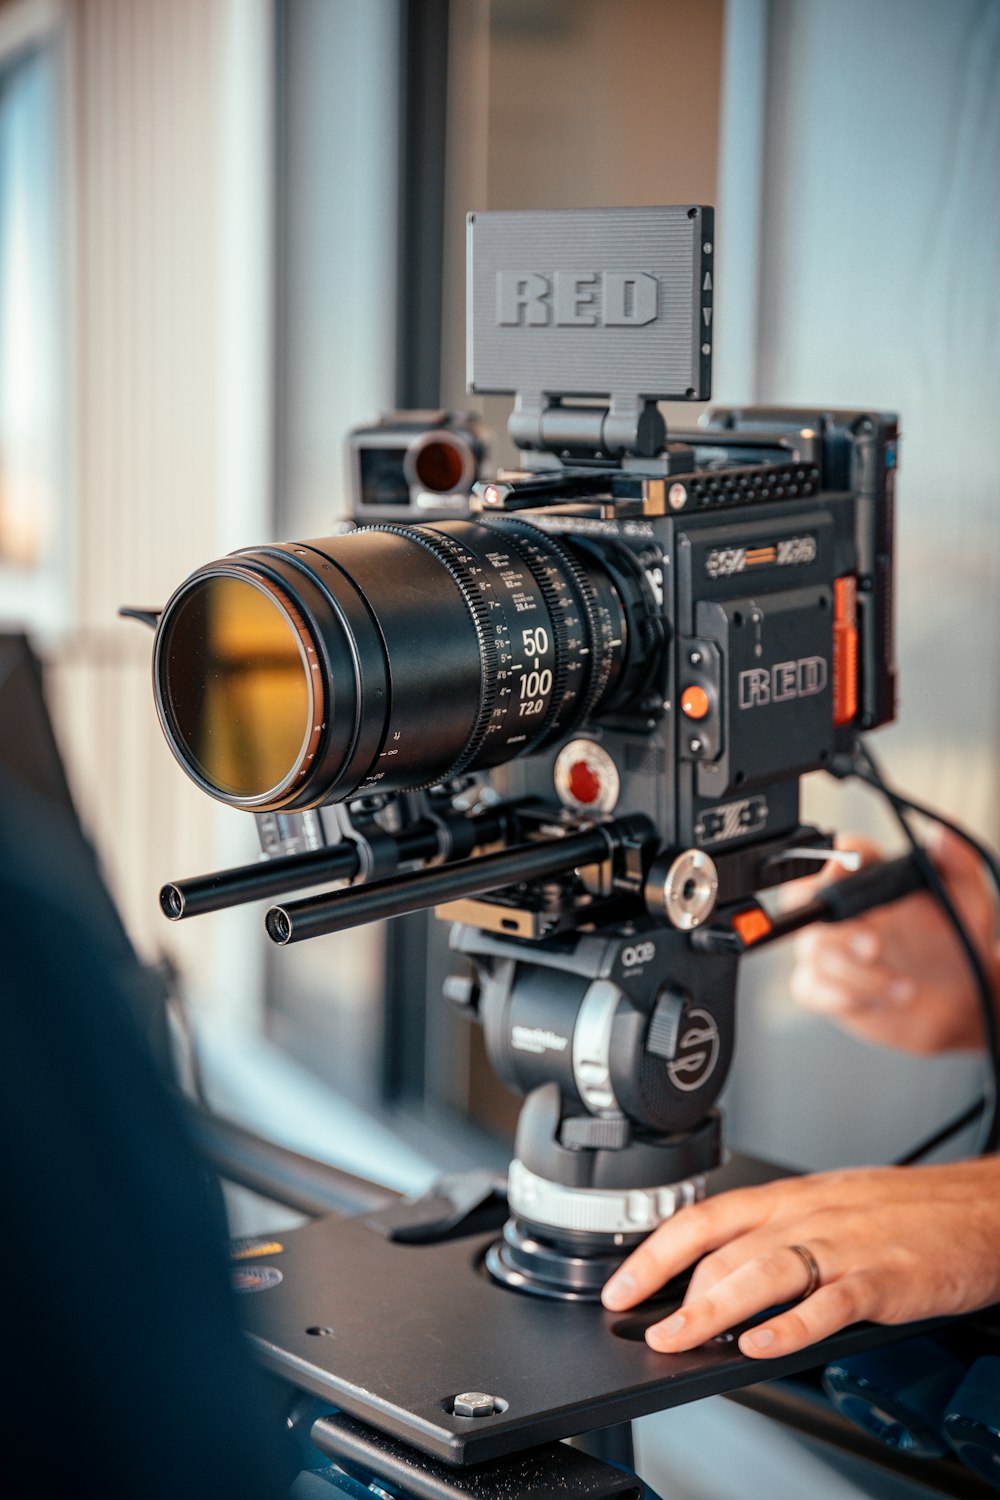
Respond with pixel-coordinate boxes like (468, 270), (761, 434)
(0, 44), (62, 588)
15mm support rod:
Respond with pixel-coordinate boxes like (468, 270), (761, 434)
(160, 810), (507, 920)
(264, 822), (633, 945)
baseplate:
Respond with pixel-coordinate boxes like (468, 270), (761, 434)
(236, 1154), (947, 1466)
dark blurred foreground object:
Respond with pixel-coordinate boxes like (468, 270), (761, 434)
(0, 633), (296, 1496)
(823, 1340), (1000, 1488)
(0, 632), (77, 813)
(944, 1358), (1000, 1483)
(0, 631), (173, 1067)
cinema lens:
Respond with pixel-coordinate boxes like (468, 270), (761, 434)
(153, 518), (658, 812)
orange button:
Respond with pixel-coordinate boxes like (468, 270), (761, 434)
(680, 685), (710, 720)
(731, 906), (773, 947)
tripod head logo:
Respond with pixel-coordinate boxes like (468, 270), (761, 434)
(667, 1008), (721, 1093)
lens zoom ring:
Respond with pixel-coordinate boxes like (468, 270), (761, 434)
(480, 518), (574, 750)
(565, 551), (619, 722)
(355, 525), (500, 785)
(502, 520), (610, 725)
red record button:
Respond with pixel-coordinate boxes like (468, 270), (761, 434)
(566, 758), (602, 805)
(680, 685), (710, 720)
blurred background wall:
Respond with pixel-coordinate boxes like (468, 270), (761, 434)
(0, 0), (997, 1221)
(719, 0), (1000, 1169)
(0, 0), (275, 1037)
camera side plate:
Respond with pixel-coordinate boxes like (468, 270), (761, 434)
(237, 1153), (954, 1466)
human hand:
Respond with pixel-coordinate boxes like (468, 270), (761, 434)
(601, 1159), (1000, 1359)
(787, 828), (998, 1053)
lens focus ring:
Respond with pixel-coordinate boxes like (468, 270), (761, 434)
(357, 523), (502, 786)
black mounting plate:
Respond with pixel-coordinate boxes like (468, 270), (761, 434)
(237, 1154), (948, 1467)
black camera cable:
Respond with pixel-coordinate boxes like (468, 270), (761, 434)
(838, 739), (1000, 1162)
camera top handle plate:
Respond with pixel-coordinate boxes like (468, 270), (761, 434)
(467, 206), (713, 460)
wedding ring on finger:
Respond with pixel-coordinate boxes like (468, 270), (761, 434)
(788, 1242), (822, 1301)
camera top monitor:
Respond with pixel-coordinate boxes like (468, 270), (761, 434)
(466, 205), (713, 408)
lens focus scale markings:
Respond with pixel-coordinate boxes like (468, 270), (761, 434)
(351, 523), (569, 785)
(483, 519), (585, 751)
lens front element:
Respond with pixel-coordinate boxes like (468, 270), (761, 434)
(157, 572), (322, 801)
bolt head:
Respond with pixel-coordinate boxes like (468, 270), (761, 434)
(453, 1392), (495, 1419)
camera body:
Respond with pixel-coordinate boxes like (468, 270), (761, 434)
(440, 407), (896, 877)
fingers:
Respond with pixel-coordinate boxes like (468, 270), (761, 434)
(684, 1228), (784, 1302)
(601, 1188), (777, 1310)
(644, 1240), (837, 1353)
(738, 1274), (876, 1358)
(929, 824), (988, 892)
(929, 826), (997, 931)
(795, 920), (882, 966)
(790, 928), (916, 1014)
(830, 834), (884, 874)
(642, 1243), (878, 1361)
